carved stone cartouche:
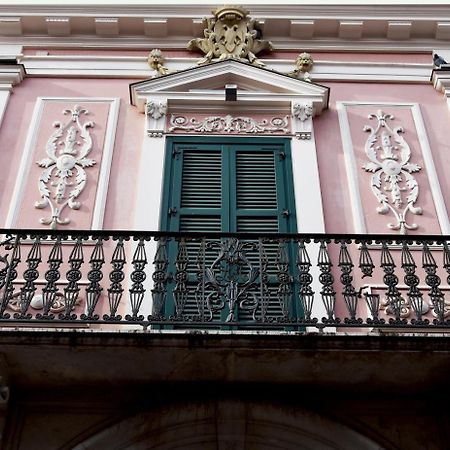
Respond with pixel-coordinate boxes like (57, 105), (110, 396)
(187, 5), (273, 67)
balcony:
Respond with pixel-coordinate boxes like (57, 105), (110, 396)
(0, 229), (449, 332)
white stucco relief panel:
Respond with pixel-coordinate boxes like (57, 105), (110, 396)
(5, 97), (120, 230)
(337, 101), (450, 235)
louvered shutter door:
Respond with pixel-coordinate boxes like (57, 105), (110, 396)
(161, 138), (297, 323)
(233, 145), (291, 321)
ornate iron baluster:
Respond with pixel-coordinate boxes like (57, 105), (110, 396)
(105, 237), (126, 321)
(357, 239), (382, 324)
(317, 240), (337, 323)
(338, 240), (361, 323)
(258, 238), (270, 322)
(202, 238), (258, 323)
(173, 238), (188, 320)
(297, 239), (315, 323)
(195, 238), (206, 321)
(126, 237), (148, 322)
(149, 237), (168, 320)
(364, 291), (382, 324)
(276, 239), (292, 322)
(380, 241), (404, 324)
(0, 235), (13, 291)
(443, 242), (450, 323)
(401, 241), (424, 323)
(423, 241), (445, 324)
(81, 237), (105, 321)
(61, 237), (83, 320)
(37, 236), (63, 320)
(359, 241), (375, 278)
(16, 236), (42, 319)
(0, 235), (21, 319)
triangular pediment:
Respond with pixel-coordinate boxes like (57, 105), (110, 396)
(130, 59), (329, 112)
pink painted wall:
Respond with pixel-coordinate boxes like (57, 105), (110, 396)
(14, 101), (110, 230)
(0, 78), (143, 230)
(0, 59), (447, 236)
(314, 82), (450, 234)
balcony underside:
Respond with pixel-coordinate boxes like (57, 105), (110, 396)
(1, 330), (449, 393)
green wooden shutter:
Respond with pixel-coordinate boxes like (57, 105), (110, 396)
(161, 137), (298, 322)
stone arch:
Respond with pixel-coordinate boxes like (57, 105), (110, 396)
(72, 399), (383, 450)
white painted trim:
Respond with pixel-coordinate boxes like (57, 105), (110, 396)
(336, 102), (367, 233)
(1, 4), (450, 54)
(0, 90), (11, 129)
(291, 125), (325, 233)
(290, 125), (327, 327)
(5, 97), (44, 228)
(132, 133), (167, 318)
(91, 97), (120, 230)
(337, 101), (450, 235)
(4, 96), (120, 229)
(411, 103), (450, 234)
(20, 54), (432, 83)
(133, 134), (166, 230)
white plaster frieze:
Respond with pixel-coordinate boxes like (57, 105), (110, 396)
(35, 104), (95, 229)
(168, 114), (289, 135)
(362, 109), (422, 234)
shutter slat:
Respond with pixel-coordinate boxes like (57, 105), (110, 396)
(181, 150), (222, 208)
(236, 152), (277, 210)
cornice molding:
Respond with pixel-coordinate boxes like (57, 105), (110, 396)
(18, 54), (432, 83)
(0, 63), (25, 90)
(0, 5), (450, 51)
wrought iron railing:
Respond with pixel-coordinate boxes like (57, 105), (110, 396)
(1, 229), (450, 331)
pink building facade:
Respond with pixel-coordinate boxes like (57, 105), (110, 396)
(0, 3), (450, 449)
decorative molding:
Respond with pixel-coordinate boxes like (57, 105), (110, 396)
(187, 5), (272, 67)
(337, 101), (450, 235)
(287, 52), (314, 82)
(362, 110), (422, 234)
(147, 49), (170, 77)
(146, 99), (167, 137)
(292, 102), (313, 140)
(2, 5), (450, 52)
(293, 102), (313, 122)
(19, 54), (432, 84)
(35, 105), (95, 229)
(146, 100), (166, 120)
(5, 97), (120, 230)
(168, 114), (289, 135)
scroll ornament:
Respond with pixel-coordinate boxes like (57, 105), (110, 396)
(362, 110), (422, 234)
(35, 105), (95, 229)
(169, 114), (289, 134)
(187, 5), (273, 67)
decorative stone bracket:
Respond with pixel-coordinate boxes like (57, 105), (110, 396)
(291, 102), (313, 139)
(146, 99), (167, 137)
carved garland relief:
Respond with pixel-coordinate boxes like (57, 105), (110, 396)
(169, 114), (289, 134)
(362, 110), (422, 234)
(35, 105), (96, 229)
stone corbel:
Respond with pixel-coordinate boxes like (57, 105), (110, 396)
(0, 64), (25, 91)
(431, 67), (450, 109)
(146, 99), (167, 137)
(292, 101), (313, 139)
